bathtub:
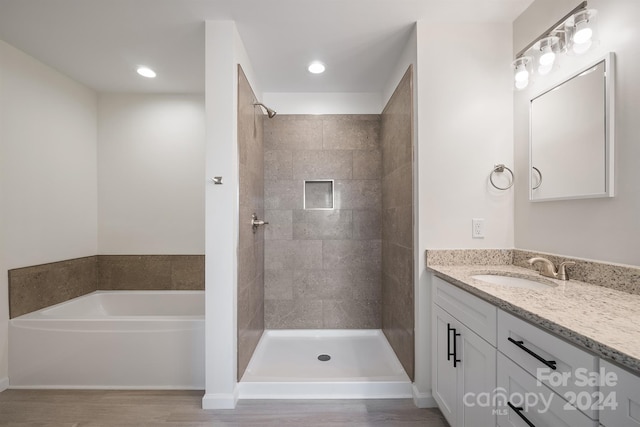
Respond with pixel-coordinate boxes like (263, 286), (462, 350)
(9, 290), (205, 389)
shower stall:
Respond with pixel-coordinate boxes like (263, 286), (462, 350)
(235, 64), (415, 399)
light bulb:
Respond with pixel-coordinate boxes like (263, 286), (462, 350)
(308, 61), (325, 74)
(539, 49), (556, 67)
(514, 64), (529, 83)
(515, 79), (529, 90)
(573, 23), (593, 44)
(136, 66), (156, 78)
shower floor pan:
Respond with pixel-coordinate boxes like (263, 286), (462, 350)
(239, 329), (412, 399)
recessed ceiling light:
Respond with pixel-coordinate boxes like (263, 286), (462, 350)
(308, 61), (325, 74)
(137, 66), (156, 78)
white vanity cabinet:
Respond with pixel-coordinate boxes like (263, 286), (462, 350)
(599, 360), (640, 427)
(432, 276), (497, 427)
(431, 273), (637, 427)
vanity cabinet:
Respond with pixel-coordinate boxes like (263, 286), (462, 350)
(599, 360), (640, 427)
(432, 277), (497, 427)
(431, 274), (635, 427)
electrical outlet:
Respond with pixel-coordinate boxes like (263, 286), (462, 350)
(472, 218), (485, 238)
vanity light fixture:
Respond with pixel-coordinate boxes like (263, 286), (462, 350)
(308, 61), (326, 74)
(512, 57), (532, 90)
(136, 66), (156, 78)
(512, 1), (598, 90)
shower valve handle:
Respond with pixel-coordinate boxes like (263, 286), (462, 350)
(251, 214), (269, 233)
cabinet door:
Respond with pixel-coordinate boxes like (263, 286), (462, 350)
(433, 304), (497, 427)
(433, 305), (459, 427)
(600, 360), (640, 427)
(457, 322), (497, 427)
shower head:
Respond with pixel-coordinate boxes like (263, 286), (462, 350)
(253, 102), (277, 119)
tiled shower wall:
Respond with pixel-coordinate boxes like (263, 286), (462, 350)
(381, 66), (414, 380)
(237, 66), (265, 379)
(264, 115), (382, 329)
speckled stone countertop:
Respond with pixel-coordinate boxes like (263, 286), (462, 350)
(428, 263), (640, 375)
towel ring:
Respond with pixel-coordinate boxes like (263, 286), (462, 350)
(490, 164), (514, 190)
(532, 166), (543, 190)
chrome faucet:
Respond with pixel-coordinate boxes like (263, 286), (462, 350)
(528, 257), (575, 281)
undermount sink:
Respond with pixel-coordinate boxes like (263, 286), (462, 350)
(470, 274), (557, 290)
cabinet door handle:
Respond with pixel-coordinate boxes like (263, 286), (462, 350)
(508, 337), (557, 370)
(447, 323), (452, 361)
(507, 402), (536, 427)
(447, 323), (461, 367)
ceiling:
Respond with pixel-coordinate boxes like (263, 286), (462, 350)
(0, 0), (534, 94)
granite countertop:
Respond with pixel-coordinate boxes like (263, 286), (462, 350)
(428, 263), (640, 375)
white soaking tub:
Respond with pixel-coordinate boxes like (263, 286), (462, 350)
(9, 290), (205, 389)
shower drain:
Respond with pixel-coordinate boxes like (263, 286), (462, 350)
(317, 354), (331, 362)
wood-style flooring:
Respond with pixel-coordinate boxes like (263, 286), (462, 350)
(0, 390), (449, 426)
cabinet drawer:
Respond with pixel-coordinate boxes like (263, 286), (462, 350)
(498, 310), (599, 419)
(433, 276), (497, 345)
(497, 352), (598, 427)
(600, 360), (640, 427)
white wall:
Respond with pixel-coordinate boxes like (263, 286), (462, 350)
(97, 94), (205, 254)
(382, 26), (417, 109)
(419, 23), (515, 250)
(263, 92), (381, 114)
(0, 40), (98, 387)
(414, 20), (514, 408)
(514, 0), (640, 266)
(203, 20), (261, 409)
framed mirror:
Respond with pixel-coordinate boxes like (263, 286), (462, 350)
(529, 52), (615, 201)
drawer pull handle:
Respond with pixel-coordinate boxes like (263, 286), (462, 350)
(507, 402), (536, 427)
(508, 337), (557, 370)
(447, 323), (461, 367)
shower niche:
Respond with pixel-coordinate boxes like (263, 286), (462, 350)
(303, 180), (334, 210)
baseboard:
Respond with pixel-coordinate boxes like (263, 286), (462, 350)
(9, 385), (205, 390)
(202, 385), (239, 409)
(0, 377), (9, 393)
(412, 384), (437, 408)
